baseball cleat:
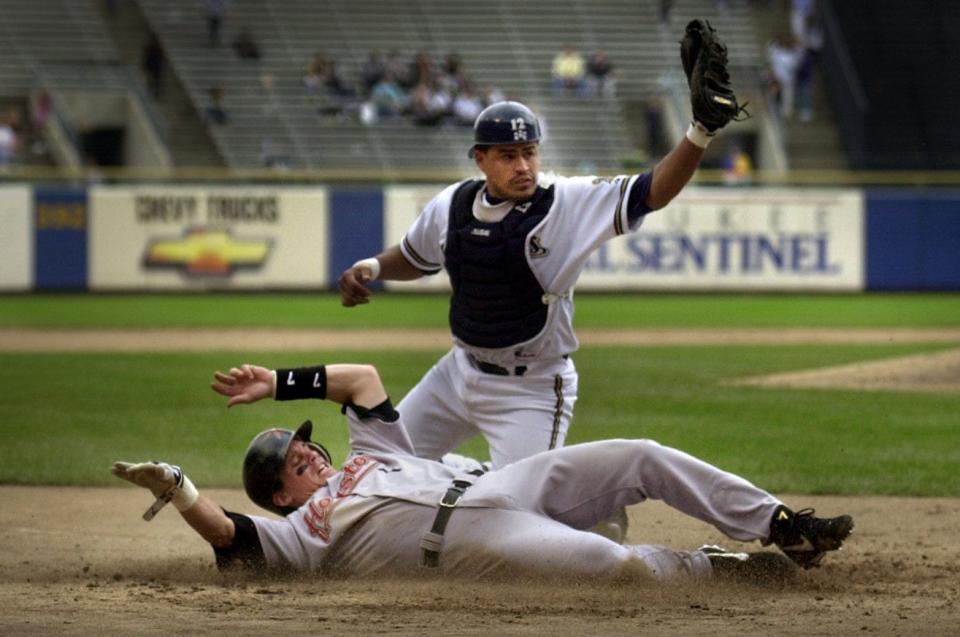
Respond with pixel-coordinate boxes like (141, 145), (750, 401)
(700, 545), (797, 584)
(766, 505), (855, 569)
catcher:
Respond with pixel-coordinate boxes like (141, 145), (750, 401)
(112, 361), (853, 583)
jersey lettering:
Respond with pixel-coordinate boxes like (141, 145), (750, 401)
(303, 497), (332, 541)
(313, 373), (322, 388)
(336, 455), (379, 498)
(287, 371), (295, 385)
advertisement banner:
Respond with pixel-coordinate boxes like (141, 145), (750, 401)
(35, 187), (87, 290)
(584, 187), (864, 290)
(89, 186), (328, 290)
(0, 185), (32, 291)
(383, 185), (864, 292)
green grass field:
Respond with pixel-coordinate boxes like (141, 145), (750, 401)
(3, 292), (960, 328)
(2, 293), (958, 496)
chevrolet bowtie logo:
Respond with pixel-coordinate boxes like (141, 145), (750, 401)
(143, 227), (272, 276)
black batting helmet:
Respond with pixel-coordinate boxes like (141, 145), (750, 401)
(468, 101), (541, 158)
(243, 420), (332, 516)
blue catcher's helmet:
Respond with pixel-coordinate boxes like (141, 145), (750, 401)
(468, 101), (541, 157)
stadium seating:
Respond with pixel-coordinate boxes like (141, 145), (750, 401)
(137, 0), (765, 173)
(0, 0), (118, 97)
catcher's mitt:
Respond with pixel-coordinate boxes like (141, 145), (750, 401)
(680, 19), (747, 132)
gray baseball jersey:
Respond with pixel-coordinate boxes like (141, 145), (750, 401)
(396, 172), (653, 467)
(225, 406), (783, 580)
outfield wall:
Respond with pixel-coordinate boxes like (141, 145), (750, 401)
(2, 184), (957, 292)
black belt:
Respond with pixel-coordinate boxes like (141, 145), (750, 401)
(419, 479), (472, 568)
(467, 353), (527, 377)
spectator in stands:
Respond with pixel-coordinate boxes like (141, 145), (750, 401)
(439, 53), (470, 95)
(0, 111), (18, 168)
(360, 51), (386, 96)
(405, 52), (435, 91)
(794, 48), (816, 123)
(368, 71), (408, 120)
(411, 79), (451, 127)
(794, 6), (823, 123)
(29, 91), (52, 156)
(790, 0), (815, 45)
(766, 35), (802, 120)
(205, 86), (228, 125)
(318, 60), (358, 117)
(452, 87), (484, 126)
(142, 31), (165, 98)
(205, 0), (226, 47)
(762, 66), (783, 118)
(304, 53), (329, 95)
(551, 44), (587, 96)
(322, 61), (355, 99)
(644, 95), (669, 160)
(722, 140), (754, 186)
(585, 49), (616, 97)
(232, 28), (261, 61)
(384, 50), (409, 89)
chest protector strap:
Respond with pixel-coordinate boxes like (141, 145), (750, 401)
(444, 180), (556, 349)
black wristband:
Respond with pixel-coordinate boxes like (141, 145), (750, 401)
(275, 366), (327, 401)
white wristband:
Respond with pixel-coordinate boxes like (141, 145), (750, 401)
(171, 474), (199, 512)
(685, 121), (715, 149)
(352, 257), (381, 281)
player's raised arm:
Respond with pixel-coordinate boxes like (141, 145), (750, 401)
(646, 19), (746, 210)
(211, 363), (388, 410)
(338, 244), (425, 306)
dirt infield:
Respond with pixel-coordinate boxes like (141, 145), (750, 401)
(2, 487), (958, 636)
(3, 327), (960, 352)
(3, 327), (958, 634)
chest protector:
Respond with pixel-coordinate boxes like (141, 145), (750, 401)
(444, 179), (556, 349)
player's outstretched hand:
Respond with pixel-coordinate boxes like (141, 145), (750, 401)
(112, 461), (199, 521)
(210, 363), (274, 407)
(111, 461), (179, 498)
(338, 265), (373, 307)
